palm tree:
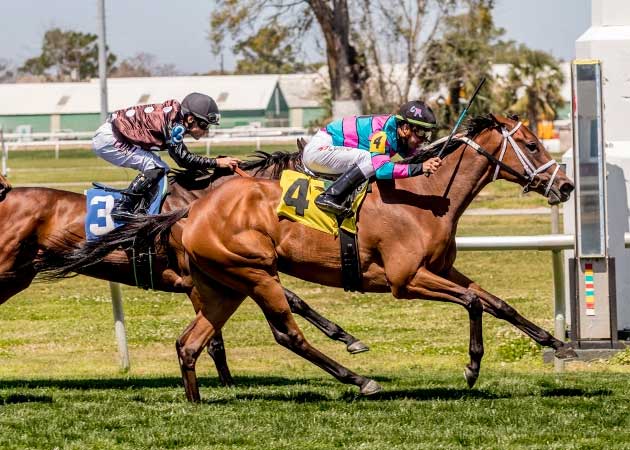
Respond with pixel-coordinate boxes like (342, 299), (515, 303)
(500, 46), (565, 134)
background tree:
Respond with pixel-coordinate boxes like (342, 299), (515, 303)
(418, 0), (505, 130)
(0, 59), (15, 83)
(18, 28), (116, 81)
(210, 0), (367, 116)
(356, 0), (457, 114)
(111, 52), (178, 77)
(499, 45), (565, 133)
(232, 25), (320, 74)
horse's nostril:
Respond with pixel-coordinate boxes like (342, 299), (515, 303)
(560, 182), (574, 196)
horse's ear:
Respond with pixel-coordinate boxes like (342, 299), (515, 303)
(297, 138), (307, 152)
(507, 113), (520, 122)
(489, 113), (500, 125)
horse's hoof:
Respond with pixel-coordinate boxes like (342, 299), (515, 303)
(463, 367), (479, 389)
(360, 379), (382, 396)
(347, 340), (369, 354)
(555, 344), (578, 360)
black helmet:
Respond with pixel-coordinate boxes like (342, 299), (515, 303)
(181, 92), (221, 126)
(395, 100), (437, 130)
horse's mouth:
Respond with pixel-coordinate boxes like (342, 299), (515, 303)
(546, 186), (570, 205)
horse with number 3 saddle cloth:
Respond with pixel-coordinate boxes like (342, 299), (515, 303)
(85, 176), (169, 288)
(277, 169), (368, 292)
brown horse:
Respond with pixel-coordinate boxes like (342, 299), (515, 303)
(0, 172), (11, 201)
(38, 114), (578, 402)
(0, 153), (367, 385)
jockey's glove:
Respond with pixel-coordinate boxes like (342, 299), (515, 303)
(408, 163), (424, 177)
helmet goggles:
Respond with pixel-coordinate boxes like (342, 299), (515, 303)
(193, 112), (221, 130)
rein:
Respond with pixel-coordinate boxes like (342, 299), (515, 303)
(234, 166), (251, 178)
(458, 121), (560, 196)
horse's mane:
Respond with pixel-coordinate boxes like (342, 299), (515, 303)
(167, 139), (305, 190)
(240, 150), (304, 179)
(403, 114), (500, 164)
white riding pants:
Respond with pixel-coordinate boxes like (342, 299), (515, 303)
(92, 122), (170, 173)
(302, 130), (374, 177)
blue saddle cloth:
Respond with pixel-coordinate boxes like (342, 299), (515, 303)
(85, 176), (168, 241)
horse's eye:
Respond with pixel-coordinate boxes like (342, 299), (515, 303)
(526, 141), (538, 153)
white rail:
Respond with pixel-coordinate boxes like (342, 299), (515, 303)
(3, 126), (307, 142)
(456, 234), (575, 251)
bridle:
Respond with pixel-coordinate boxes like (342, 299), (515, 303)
(458, 121), (560, 197)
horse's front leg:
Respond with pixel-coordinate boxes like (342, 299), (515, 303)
(283, 288), (369, 354)
(446, 267), (577, 360)
(393, 267), (484, 388)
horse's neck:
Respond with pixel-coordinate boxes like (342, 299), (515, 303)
(404, 136), (495, 221)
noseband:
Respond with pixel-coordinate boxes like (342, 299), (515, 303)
(459, 122), (560, 197)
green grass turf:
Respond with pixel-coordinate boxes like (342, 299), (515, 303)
(1, 213), (627, 449)
(0, 148), (604, 449)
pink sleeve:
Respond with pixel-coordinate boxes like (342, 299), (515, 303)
(392, 164), (410, 179)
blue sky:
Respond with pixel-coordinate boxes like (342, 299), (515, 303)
(1, 0), (590, 74)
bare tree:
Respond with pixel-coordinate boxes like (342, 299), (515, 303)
(356, 0), (456, 113)
(0, 59), (15, 83)
(211, 0), (367, 117)
(111, 52), (178, 78)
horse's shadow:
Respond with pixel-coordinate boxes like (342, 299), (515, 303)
(377, 181), (451, 217)
(0, 375), (612, 404)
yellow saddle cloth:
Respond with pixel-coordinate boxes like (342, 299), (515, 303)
(276, 170), (368, 236)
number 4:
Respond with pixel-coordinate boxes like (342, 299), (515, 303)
(284, 179), (309, 216)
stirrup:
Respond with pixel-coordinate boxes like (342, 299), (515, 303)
(315, 196), (352, 218)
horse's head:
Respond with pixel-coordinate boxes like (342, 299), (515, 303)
(473, 114), (574, 205)
(0, 173), (11, 202)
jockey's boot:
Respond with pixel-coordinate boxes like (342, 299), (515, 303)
(315, 164), (367, 217)
(111, 168), (165, 221)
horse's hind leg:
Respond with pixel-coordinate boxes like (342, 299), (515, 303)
(186, 287), (235, 387)
(247, 275), (380, 395)
(177, 270), (246, 402)
(0, 273), (35, 306)
(283, 288), (369, 354)
(206, 331), (233, 387)
(446, 267), (577, 360)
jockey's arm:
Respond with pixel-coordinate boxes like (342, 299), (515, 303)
(369, 132), (424, 180)
(168, 142), (217, 169)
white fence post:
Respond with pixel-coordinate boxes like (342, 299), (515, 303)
(0, 128), (7, 177)
(205, 139), (211, 157)
(109, 282), (130, 371)
(550, 205), (566, 372)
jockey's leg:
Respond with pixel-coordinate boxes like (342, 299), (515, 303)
(92, 122), (170, 220)
(111, 167), (165, 220)
(302, 130), (373, 216)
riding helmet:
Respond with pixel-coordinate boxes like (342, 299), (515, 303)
(181, 92), (221, 126)
(395, 100), (437, 129)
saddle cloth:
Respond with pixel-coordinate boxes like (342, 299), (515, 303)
(85, 176), (168, 241)
(276, 169), (368, 236)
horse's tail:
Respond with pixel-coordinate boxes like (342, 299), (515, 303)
(35, 207), (189, 281)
